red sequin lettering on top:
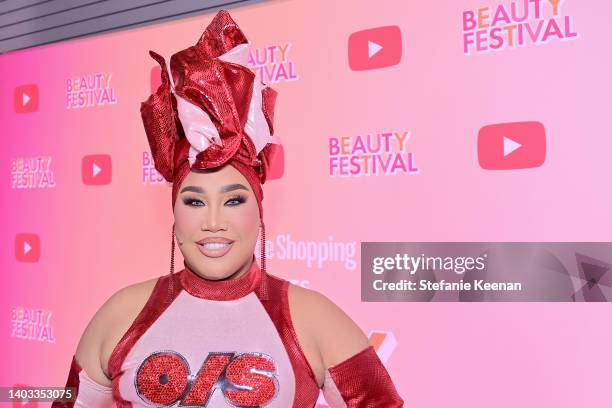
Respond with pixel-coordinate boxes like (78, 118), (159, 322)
(135, 350), (279, 406)
(182, 353), (233, 405)
(224, 353), (278, 406)
(135, 351), (189, 405)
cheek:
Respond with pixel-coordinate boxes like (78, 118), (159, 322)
(174, 206), (202, 236)
(232, 203), (260, 236)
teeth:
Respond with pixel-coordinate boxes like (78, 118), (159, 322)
(201, 242), (230, 250)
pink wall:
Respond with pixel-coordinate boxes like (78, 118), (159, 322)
(2, 0), (611, 406)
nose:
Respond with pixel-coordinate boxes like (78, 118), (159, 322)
(202, 202), (226, 232)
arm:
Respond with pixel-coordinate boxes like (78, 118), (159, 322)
(322, 344), (404, 407)
(52, 277), (159, 407)
(288, 284), (404, 407)
(51, 284), (131, 407)
(51, 355), (113, 408)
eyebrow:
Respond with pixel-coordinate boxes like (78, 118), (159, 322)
(180, 184), (249, 194)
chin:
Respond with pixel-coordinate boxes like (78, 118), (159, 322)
(197, 256), (239, 278)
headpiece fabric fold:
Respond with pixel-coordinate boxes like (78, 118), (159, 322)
(140, 9), (279, 286)
(140, 9), (280, 219)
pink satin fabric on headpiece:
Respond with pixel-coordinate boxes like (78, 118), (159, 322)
(140, 9), (280, 219)
(140, 9), (280, 286)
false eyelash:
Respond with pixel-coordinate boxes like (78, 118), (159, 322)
(226, 195), (247, 205)
(183, 198), (203, 207)
(183, 195), (247, 207)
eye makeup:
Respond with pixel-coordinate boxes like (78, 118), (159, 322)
(182, 194), (247, 207)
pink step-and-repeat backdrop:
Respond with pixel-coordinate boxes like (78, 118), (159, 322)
(2, 0), (611, 406)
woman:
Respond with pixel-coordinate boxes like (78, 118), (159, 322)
(53, 9), (404, 407)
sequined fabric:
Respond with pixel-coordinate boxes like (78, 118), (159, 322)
(54, 260), (404, 407)
(140, 9), (280, 212)
(180, 254), (267, 301)
(326, 345), (404, 407)
(51, 355), (82, 407)
(105, 258), (319, 407)
(260, 274), (322, 406)
(107, 272), (183, 407)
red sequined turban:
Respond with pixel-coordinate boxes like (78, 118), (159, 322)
(140, 9), (280, 279)
(140, 9), (280, 220)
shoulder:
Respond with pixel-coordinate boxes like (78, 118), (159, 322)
(75, 276), (160, 386)
(287, 283), (371, 373)
(101, 276), (160, 315)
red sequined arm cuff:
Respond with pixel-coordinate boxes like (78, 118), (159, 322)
(321, 345), (404, 407)
(51, 354), (113, 407)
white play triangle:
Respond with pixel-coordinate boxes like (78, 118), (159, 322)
(503, 136), (521, 157)
(368, 40), (383, 58)
(92, 163), (101, 177)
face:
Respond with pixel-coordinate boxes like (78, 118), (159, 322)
(173, 163), (261, 280)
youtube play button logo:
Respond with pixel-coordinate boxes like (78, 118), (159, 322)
(266, 144), (284, 180)
(348, 25), (402, 70)
(151, 65), (162, 93)
(477, 121), (546, 170)
(82, 154), (112, 185)
(14, 84), (39, 113)
(15, 234), (40, 262)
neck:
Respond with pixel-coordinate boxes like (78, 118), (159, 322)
(179, 254), (263, 301)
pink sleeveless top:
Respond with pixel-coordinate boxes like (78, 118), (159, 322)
(106, 256), (321, 407)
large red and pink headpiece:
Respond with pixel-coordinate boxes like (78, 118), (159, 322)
(140, 9), (280, 277)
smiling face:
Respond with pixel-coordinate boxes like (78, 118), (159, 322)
(173, 163), (261, 280)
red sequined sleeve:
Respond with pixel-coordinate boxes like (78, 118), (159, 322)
(321, 345), (404, 407)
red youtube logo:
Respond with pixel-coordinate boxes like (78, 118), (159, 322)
(348, 25), (402, 70)
(266, 144), (284, 180)
(15, 234), (40, 262)
(82, 154), (112, 185)
(150, 66), (162, 93)
(14, 84), (39, 113)
(478, 121), (546, 170)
